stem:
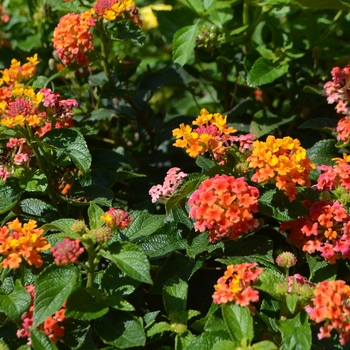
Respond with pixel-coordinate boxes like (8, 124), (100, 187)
(86, 251), (96, 288)
(96, 21), (112, 82)
(243, 0), (249, 27)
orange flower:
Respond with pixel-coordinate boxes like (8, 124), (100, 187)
(0, 218), (50, 269)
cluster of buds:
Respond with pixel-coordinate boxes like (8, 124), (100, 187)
(149, 167), (187, 203)
(17, 285), (66, 345)
(195, 25), (219, 49)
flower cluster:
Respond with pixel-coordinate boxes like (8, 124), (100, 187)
(94, 0), (141, 24)
(306, 280), (350, 345)
(212, 263), (263, 310)
(149, 167), (187, 203)
(17, 285), (66, 345)
(101, 207), (133, 230)
(0, 6), (10, 25)
(324, 65), (350, 144)
(139, 4), (172, 31)
(247, 135), (315, 201)
(52, 10), (97, 66)
(188, 174), (260, 242)
(51, 238), (84, 265)
(0, 219), (50, 269)
(172, 108), (239, 163)
(314, 153), (350, 192)
(280, 200), (350, 264)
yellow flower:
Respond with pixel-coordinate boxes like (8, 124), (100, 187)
(139, 4), (172, 31)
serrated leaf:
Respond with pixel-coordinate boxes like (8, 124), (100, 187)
(30, 329), (58, 350)
(252, 340), (278, 350)
(247, 58), (288, 87)
(195, 156), (216, 171)
(88, 202), (104, 230)
(65, 288), (109, 321)
(0, 178), (23, 214)
(20, 198), (58, 221)
(306, 254), (337, 282)
(34, 264), (78, 326)
(307, 139), (338, 166)
(106, 20), (146, 47)
(173, 24), (199, 66)
(43, 129), (91, 174)
(94, 312), (146, 348)
(32, 66), (72, 88)
(298, 118), (337, 130)
(101, 242), (152, 284)
(255, 269), (285, 300)
(211, 340), (237, 350)
(43, 219), (79, 238)
(186, 330), (231, 350)
(276, 311), (311, 350)
(122, 211), (165, 241)
(89, 108), (116, 121)
(0, 280), (31, 323)
(222, 304), (254, 343)
(19, 169), (48, 193)
(163, 278), (188, 318)
(147, 322), (172, 337)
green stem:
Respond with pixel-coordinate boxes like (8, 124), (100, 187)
(96, 21), (112, 83)
(86, 251), (96, 288)
(243, 0), (249, 27)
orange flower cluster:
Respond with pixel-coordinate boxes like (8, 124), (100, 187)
(0, 219), (50, 269)
(280, 200), (350, 264)
(188, 174), (260, 242)
(172, 108), (238, 162)
(52, 10), (96, 66)
(247, 135), (315, 201)
(212, 263), (263, 309)
(315, 153), (350, 192)
(17, 285), (66, 345)
(94, 0), (141, 24)
(306, 280), (350, 345)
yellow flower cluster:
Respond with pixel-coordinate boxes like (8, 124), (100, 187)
(0, 218), (50, 269)
(172, 108), (237, 159)
(139, 4), (172, 31)
(94, 0), (134, 22)
(247, 135), (315, 201)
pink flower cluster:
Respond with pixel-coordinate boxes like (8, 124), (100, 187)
(212, 263), (263, 310)
(231, 133), (255, 153)
(280, 200), (350, 264)
(188, 174), (259, 242)
(50, 238), (84, 265)
(101, 207), (133, 230)
(306, 280), (350, 345)
(324, 66), (350, 143)
(149, 167), (187, 203)
(314, 153), (350, 192)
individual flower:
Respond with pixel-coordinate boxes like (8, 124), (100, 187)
(212, 263), (263, 311)
(101, 207), (133, 230)
(139, 4), (172, 31)
(315, 153), (350, 192)
(94, 0), (141, 24)
(0, 219), (50, 269)
(306, 280), (350, 346)
(17, 285), (66, 345)
(280, 200), (350, 264)
(276, 251), (297, 269)
(172, 108), (240, 164)
(188, 174), (260, 242)
(149, 167), (187, 203)
(51, 238), (84, 265)
(52, 11), (96, 66)
(247, 135), (315, 201)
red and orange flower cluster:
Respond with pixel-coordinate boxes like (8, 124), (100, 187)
(212, 263), (263, 310)
(280, 200), (350, 264)
(188, 174), (260, 242)
(17, 285), (66, 345)
(0, 218), (50, 269)
(51, 238), (84, 266)
(101, 207), (133, 230)
(324, 65), (350, 144)
(306, 280), (350, 345)
(94, 0), (141, 24)
(247, 135), (315, 201)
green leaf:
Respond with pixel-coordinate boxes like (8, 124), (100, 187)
(307, 139), (338, 166)
(252, 340), (279, 350)
(258, 189), (309, 221)
(250, 109), (297, 138)
(186, 231), (223, 258)
(298, 118), (337, 131)
(163, 278), (188, 318)
(203, 0), (217, 11)
(139, 222), (187, 259)
(0, 280), (31, 323)
(285, 293), (299, 314)
(30, 329), (58, 350)
(106, 20), (146, 47)
(34, 264), (78, 326)
(247, 58), (289, 87)
(306, 254), (337, 282)
(211, 340), (237, 350)
(32, 66), (72, 89)
(43, 219), (79, 239)
(222, 304), (254, 343)
(89, 108), (116, 121)
(19, 169), (47, 192)
(186, 330), (231, 350)
(17, 33), (41, 51)
(177, 0), (204, 15)
(20, 199), (59, 221)
(147, 322), (172, 337)
(88, 202), (104, 230)
(122, 211), (165, 241)
(195, 156), (216, 172)
(94, 312), (146, 348)
(255, 269), (285, 300)
(101, 242), (152, 284)
(65, 288), (109, 321)
(0, 178), (23, 214)
(276, 312), (311, 350)
(173, 24), (199, 66)
(43, 128), (91, 174)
